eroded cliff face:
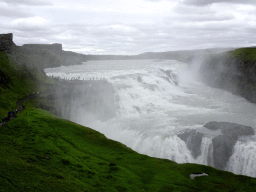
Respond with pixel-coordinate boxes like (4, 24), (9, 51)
(199, 49), (256, 103)
(0, 33), (16, 53)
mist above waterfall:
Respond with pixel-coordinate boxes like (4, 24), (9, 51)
(45, 59), (256, 177)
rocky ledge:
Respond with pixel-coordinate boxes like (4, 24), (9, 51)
(204, 121), (254, 170)
(178, 121), (255, 170)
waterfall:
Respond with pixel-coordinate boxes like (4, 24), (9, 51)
(45, 59), (256, 177)
(195, 136), (213, 166)
(226, 140), (256, 177)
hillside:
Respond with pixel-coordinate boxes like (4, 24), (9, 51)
(3, 102), (256, 191)
(0, 51), (57, 120)
(1, 47), (256, 191)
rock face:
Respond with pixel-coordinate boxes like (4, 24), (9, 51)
(0, 33), (87, 68)
(204, 121), (254, 170)
(178, 122), (254, 170)
(199, 52), (256, 103)
(204, 121), (254, 137)
(0, 33), (16, 53)
(178, 130), (204, 159)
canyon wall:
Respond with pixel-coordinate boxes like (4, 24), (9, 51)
(199, 48), (256, 103)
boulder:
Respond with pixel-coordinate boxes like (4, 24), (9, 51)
(178, 130), (204, 159)
(204, 121), (254, 169)
(211, 135), (237, 169)
(204, 121), (254, 137)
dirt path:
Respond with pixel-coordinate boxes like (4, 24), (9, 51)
(16, 93), (39, 112)
(0, 93), (39, 126)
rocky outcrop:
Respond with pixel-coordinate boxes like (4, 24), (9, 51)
(204, 121), (254, 137)
(0, 33), (16, 53)
(204, 121), (254, 170)
(178, 130), (204, 159)
(0, 33), (87, 69)
(178, 122), (254, 170)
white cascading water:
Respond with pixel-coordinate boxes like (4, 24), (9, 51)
(226, 140), (256, 177)
(45, 59), (256, 177)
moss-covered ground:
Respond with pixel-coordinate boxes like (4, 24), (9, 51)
(1, 51), (256, 191)
(230, 47), (256, 63)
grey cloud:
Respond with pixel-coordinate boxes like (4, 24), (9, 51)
(174, 4), (215, 15)
(12, 19), (255, 55)
(129, 16), (255, 52)
(183, 0), (256, 6)
(88, 25), (139, 38)
(6, 12), (256, 55)
(0, 0), (53, 6)
(0, 6), (32, 18)
(10, 21), (50, 33)
(174, 13), (234, 22)
(144, 0), (158, 1)
(173, 4), (235, 22)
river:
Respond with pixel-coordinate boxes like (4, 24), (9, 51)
(45, 59), (256, 177)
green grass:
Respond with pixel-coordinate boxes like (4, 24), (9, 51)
(230, 47), (256, 63)
(1, 106), (256, 191)
(0, 51), (57, 119)
(1, 50), (256, 191)
(0, 52), (34, 119)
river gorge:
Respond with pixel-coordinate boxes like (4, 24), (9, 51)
(45, 59), (256, 177)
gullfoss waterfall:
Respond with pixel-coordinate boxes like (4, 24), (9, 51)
(45, 60), (256, 177)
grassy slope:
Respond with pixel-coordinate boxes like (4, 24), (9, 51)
(0, 51), (56, 119)
(0, 52), (35, 119)
(230, 47), (256, 63)
(1, 51), (256, 191)
(229, 48), (256, 97)
(2, 106), (256, 192)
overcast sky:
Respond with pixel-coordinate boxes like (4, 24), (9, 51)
(0, 0), (256, 55)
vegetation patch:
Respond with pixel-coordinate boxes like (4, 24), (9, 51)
(230, 47), (256, 63)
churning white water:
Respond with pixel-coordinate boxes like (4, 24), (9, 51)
(45, 60), (256, 177)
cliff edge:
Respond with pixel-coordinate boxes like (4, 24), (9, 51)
(0, 33), (87, 69)
(199, 47), (256, 103)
